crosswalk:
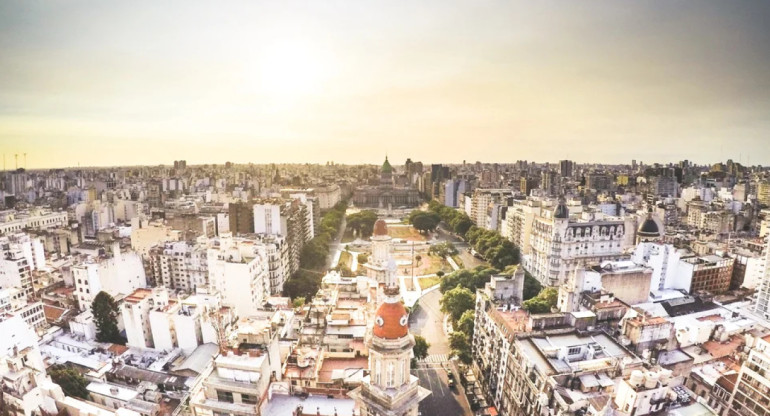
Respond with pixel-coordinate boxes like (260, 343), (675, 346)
(419, 354), (449, 363)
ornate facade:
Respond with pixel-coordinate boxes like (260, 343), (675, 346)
(354, 157), (421, 208)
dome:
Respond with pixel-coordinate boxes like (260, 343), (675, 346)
(373, 219), (388, 236)
(381, 156), (393, 174)
(638, 216), (660, 238)
(373, 301), (409, 339)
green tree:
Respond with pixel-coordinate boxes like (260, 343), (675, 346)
(357, 253), (368, 265)
(346, 210), (378, 237)
(283, 269), (323, 301)
(414, 254), (422, 267)
(413, 335), (430, 360)
(457, 309), (475, 337)
(292, 298), (306, 308)
(523, 272), (542, 301)
(429, 241), (458, 257)
(48, 365), (90, 399)
(410, 211), (440, 234)
(449, 332), (472, 364)
(92, 291), (122, 343)
(440, 287), (475, 324)
(522, 287), (558, 314)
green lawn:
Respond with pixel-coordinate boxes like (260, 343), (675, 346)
(338, 251), (353, 268)
(418, 276), (441, 290)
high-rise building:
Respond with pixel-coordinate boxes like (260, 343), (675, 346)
(229, 201), (255, 235)
(754, 234), (770, 318)
(722, 334), (770, 416)
(559, 160), (574, 178)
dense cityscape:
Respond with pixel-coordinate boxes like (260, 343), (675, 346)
(0, 157), (768, 416)
(3, 1), (770, 415)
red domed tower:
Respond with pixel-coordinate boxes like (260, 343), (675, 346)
(349, 253), (430, 415)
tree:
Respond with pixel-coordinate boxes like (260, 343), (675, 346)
(357, 253), (368, 265)
(92, 291), (122, 343)
(283, 269), (322, 301)
(523, 272), (542, 301)
(413, 335), (430, 360)
(522, 287), (558, 314)
(292, 298), (306, 308)
(457, 309), (475, 337)
(436, 271), (445, 278)
(347, 210), (378, 237)
(415, 254), (422, 267)
(409, 211), (440, 234)
(449, 332), (472, 364)
(48, 365), (89, 399)
(429, 242), (458, 257)
(440, 287), (475, 324)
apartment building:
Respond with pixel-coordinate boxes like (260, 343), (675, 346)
(527, 198), (630, 286)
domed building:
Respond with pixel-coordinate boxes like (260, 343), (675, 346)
(348, 243), (430, 415)
(636, 209), (663, 244)
(353, 156), (421, 209)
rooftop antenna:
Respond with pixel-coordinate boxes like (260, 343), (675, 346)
(23, 153), (26, 169)
(14, 154), (18, 170)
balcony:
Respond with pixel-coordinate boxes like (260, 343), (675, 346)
(203, 376), (261, 395)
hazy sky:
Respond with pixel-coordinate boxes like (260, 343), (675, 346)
(1, 1), (769, 168)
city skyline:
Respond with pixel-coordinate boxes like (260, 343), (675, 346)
(2, 1), (770, 168)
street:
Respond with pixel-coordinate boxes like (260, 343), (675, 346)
(409, 289), (449, 354)
(409, 281), (473, 415)
(414, 363), (470, 416)
(434, 225), (488, 270)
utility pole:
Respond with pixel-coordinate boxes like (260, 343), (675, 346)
(23, 153), (26, 169)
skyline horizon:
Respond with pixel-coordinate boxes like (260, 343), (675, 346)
(2, 1), (769, 169)
(0, 151), (760, 171)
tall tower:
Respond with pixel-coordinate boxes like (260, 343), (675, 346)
(349, 252), (430, 415)
(366, 219), (393, 285)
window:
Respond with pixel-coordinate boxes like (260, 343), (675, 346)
(567, 346), (581, 356)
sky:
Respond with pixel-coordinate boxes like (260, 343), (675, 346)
(1, 1), (769, 169)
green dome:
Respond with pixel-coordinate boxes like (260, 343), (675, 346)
(382, 156), (393, 174)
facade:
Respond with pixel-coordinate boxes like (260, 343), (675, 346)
(754, 234), (770, 318)
(472, 271), (526, 409)
(353, 157), (421, 208)
(0, 209), (68, 235)
(679, 255), (734, 294)
(722, 334), (770, 416)
(253, 199), (309, 277)
(207, 234), (269, 317)
(526, 199), (629, 286)
(148, 240), (208, 292)
(72, 243), (147, 312)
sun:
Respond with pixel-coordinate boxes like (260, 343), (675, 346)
(250, 39), (330, 101)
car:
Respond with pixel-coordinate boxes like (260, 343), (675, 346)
(448, 378), (455, 388)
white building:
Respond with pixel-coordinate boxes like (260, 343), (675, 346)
(526, 199), (631, 286)
(0, 316), (64, 416)
(0, 209), (68, 235)
(73, 243), (147, 312)
(122, 287), (169, 349)
(207, 234), (268, 317)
